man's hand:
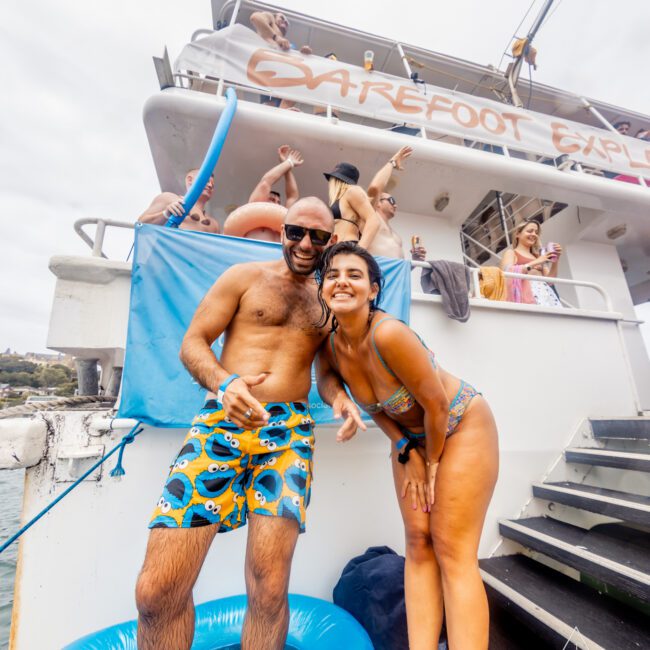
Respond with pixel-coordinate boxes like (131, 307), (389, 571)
(391, 145), (413, 170)
(427, 460), (440, 506)
(278, 144), (291, 161)
(287, 148), (304, 167)
(332, 393), (366, 442)
(165, 198), (185, 218)
(299, 45), (312, 55)
(401, 450), (429, 512)
(411, 245), (427, 261)
(276, 36), (290, 50)
(222, 373), (270, 429)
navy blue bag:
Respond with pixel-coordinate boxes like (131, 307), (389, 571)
(333, 546), (408, 650)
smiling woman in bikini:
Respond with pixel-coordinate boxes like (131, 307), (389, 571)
(316, 241), (499, 650)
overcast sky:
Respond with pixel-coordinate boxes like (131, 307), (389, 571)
(1, 0), (649, 355)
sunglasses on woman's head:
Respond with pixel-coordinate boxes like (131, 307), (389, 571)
(380, 196), (396, 206)
(284, 224), (332, 246)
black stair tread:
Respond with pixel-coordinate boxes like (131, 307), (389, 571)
(501, 517), (650, 576)
(538, 482), (650, 506)
(567, 447), (650, 457)
(565, 447), (650, 472)
(591, 419), (650, 440)
(480, 555), (650, 647)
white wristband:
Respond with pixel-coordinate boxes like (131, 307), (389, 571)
(288, 159), (294, 168)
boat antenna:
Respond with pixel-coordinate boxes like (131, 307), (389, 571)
(502, 0), (555, 107)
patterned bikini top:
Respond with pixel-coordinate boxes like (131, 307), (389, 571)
(329, 317), (437, 416)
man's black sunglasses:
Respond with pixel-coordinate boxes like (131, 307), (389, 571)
(284, 224), (332, 246)
(380, 196), (396, 206)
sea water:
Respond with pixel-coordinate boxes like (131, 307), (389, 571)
(0, 469), (24, 650)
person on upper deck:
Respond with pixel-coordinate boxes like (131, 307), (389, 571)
(366, 146), (414, 259)
(316, 241), (499, 650)
(137, 169), (220, 234)
(613, 120), (631, 136)
(324, 162), (382, 250)
(500, 218), (563, 307)
(250, 11), (311, 110)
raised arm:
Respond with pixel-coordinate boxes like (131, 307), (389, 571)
(279, 146), (304, 209)
(137, 192), (184, 225)
(315, 343), (366, 441)
(367, 146), (413, 208)
(248, 155), (295, 203)
(179, 264), (269, 427)
(346, 186), (382, 250)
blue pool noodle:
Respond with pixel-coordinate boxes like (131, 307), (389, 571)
(165, 87), (238, 228)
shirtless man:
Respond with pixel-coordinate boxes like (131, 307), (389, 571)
(135, 197), (363, 650)
(366, 146), (413, 259)
(137, 169), (220, 234)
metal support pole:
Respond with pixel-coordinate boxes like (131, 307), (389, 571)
(92, 220), (106, 257)
(496, 192), (511, 247)
(580, 97), (617, 133)
(229, 0), (242, 26)
(396, 43), (427, 139)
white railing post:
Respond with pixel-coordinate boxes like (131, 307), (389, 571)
(396, 43), (427, 139)
(92, 220), (106, 258)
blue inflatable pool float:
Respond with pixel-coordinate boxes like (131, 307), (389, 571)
(64, 594), (373, 649)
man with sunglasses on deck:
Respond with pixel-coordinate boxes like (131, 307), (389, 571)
(136, 197), (363, 650)
(366, 146), (419, 259)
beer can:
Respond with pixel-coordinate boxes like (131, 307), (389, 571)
(411, 235), (421, 250)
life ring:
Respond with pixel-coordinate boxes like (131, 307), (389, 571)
(63, 594), (373, 649)
(223, 202), (286, 240)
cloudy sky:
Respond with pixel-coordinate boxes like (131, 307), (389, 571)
(1, 0), (649, 355)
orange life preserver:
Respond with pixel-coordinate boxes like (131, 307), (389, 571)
(223, 202), (286, 240)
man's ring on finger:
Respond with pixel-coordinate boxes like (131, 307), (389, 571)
(244, 407), (253, 419)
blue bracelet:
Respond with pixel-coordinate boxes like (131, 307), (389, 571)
(216, 373), (240, 402)
(396, 436), (409, 451)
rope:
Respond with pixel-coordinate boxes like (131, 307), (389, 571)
(0, 395), (115, 419)
(0, 422), (144, 555)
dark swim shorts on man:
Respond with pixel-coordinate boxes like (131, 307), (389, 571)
(149, 400), (315, 533)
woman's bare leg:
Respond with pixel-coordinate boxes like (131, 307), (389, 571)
(391, 452), (444, 649)
(430, 396), (499, 650)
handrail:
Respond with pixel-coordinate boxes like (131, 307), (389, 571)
(411, 260), (613, 313)
(74, 218), (135, 258)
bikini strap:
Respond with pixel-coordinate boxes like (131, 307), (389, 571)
(329, 331), (339, 370)
(370, 317), (398, 378)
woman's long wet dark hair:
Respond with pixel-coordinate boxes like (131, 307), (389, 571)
(316, 241), (384, 331)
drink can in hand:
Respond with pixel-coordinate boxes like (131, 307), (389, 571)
(545, 242), (558, 261)
(411, 235), (421, 250)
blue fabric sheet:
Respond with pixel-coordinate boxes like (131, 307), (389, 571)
(117, 224), (411, 427)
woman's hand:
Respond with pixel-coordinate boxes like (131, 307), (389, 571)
(401, 448), (430, 512)
(427, 460), (440, 506)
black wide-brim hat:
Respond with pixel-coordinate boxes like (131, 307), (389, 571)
(323, 162), (359, 185)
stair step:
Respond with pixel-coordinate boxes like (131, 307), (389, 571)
(591, 418), (650, 441)
(566, 447), (650, 472)
(499, 517), (650, 602)
(532, 482), (650, 526)
(480, 555), (650, 649)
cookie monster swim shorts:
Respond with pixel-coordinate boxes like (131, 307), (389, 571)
(149, 399), (315, 533)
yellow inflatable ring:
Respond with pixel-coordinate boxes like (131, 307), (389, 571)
(223, 202), (287, 238)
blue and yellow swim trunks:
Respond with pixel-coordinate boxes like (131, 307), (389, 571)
(149, 399), (315, 533)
